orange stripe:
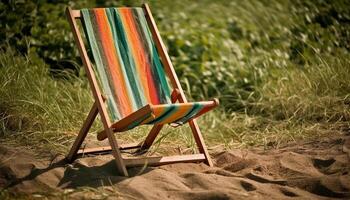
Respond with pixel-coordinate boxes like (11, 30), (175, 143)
(142, 105), (168, 124)
(156, 106), (191, 124)
(141, 104), (191, 124)
(120, 9), (160, 105)
(94, 9), (132, 116)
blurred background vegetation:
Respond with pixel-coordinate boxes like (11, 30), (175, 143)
(0, 0), (349, 153)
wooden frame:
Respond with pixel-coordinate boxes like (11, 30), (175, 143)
(65, 3), (213, 176)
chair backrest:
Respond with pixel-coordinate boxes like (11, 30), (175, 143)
(81, 7), (172, 121)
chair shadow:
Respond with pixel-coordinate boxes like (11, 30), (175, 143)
(58, 159), (154, 188)
(6, 157), (154, 189)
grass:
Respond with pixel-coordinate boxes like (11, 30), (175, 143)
(0, 46), (348, 156)
(0, 48), (94, 154)
(0, 0), (349, 155)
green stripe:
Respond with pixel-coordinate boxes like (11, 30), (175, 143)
(136, 8), (171, 104)
(113, 8), (147, 109)
(151, 44), (171, 103)
(82, 7), (174, 123)
(175, 103), (204, 124)
(89, 10), (120, 121)
(125, 111), (153, 130)
(147, 105), (178, 124)
(81, 9), (120, 121)
(105, 8), (138, 111)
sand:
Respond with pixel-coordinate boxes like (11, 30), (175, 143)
(1, 134), (349, 200)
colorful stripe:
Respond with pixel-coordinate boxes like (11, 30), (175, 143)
(82, 7), (171, 121)
(116, 101), (218, 131)
(81, 7), (218, 130)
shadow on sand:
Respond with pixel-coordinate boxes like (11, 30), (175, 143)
(5, 157), (153, 189)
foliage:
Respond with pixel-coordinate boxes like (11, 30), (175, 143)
(0, 0), (349, 152)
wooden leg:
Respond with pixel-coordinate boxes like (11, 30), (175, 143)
(66, 101), (99, 163)
(140, 124), (163, 150)
(105, 127), (129, 176)
(140, 89), (179, 151)
(188, 119), (213, 167)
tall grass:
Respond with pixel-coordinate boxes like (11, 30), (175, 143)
(257, 55), (350, 124)
(0, 0), (349, 155)
(2, 46), (348, 154)
(0, 48), (95, 154)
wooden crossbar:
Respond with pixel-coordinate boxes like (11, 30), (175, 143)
(77, 142), (141, 155)
(124, 154), (206, 167)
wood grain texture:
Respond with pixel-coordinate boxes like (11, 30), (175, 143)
(66, 101), (98, 162)
(124, 154), (206, 167)
(77, 142), (141, 155)
(66, 7), (128, 176)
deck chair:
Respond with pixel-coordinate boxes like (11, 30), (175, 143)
(65, 3), (219, 176)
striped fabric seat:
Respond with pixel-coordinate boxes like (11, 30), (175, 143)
(81, 7), (217, 131)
